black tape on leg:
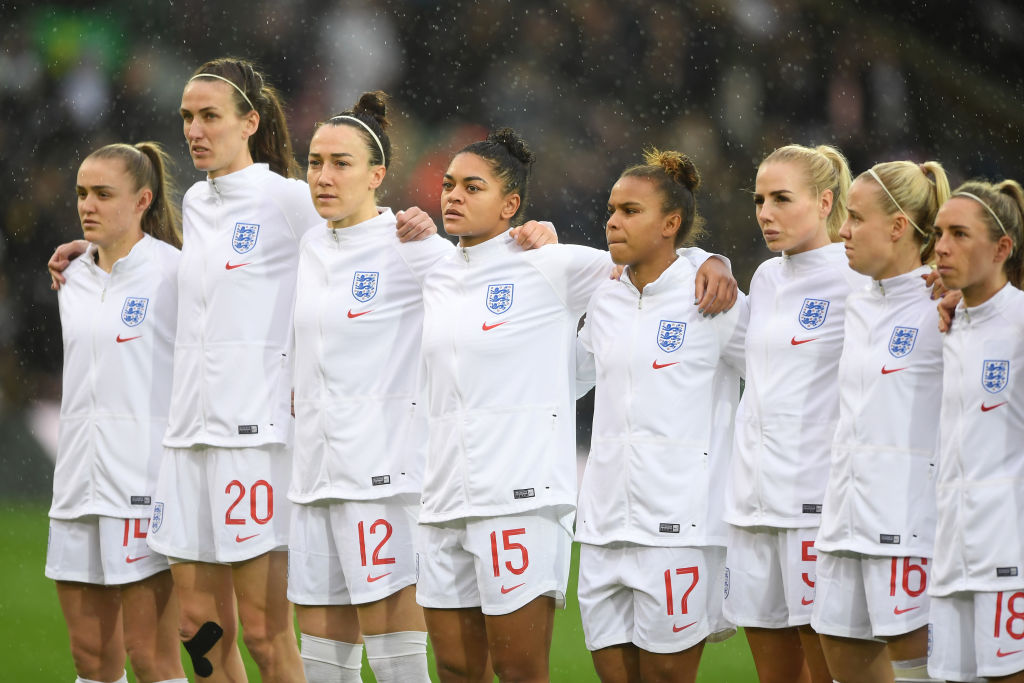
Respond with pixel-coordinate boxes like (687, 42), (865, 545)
(184, 621), (224, 678)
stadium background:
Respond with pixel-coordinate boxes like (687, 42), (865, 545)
(1, 0), (1021, 679)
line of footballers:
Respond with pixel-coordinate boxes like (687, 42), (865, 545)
(46, 56), (1023, 683)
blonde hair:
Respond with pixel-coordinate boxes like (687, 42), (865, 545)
(86, 142), (182, 249)
(861, 160), (950, 262)
(761, 144), (851, 241)
(952, 179), (1024, 288)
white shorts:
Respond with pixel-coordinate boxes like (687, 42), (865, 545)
(45, 516), (169, 585)
(416, 507), (573, 616)
(723, 525), (819, 628)
(811, 551), (930, 640)
(147, 444), (293, 563)
(578, 542), (734, 654)
(928, 590), (1024, 681)
(288, 495), (420, 606)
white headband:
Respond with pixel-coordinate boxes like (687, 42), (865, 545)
(954, 191), (1009, 238)
(330, 115), (386, 167)
(867, 168), (927, 239)
(189, 73), (255, 111)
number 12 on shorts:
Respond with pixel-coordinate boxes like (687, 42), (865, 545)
(665, 566), (699, 616)
(357, 520), (396, 567)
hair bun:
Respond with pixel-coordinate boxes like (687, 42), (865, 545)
(642, 148), (700, 192)
(489, 127), (535, 166)
(353, 90), (389, 130)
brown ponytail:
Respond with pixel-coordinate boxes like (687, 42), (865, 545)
(87, 142), (182, 248)
(190, 57), (301, 179)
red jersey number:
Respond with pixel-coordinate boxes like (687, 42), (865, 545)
(224, 479), (274, 525)
(664, 566), (700, 616)
(122, 518), (148, 546)
(994, 592), (1024, 640)
(888, 557), (927, 598)
(801, 540), (817, 588)
(358, 519), (396, 567)
(490, 528), (529, 577)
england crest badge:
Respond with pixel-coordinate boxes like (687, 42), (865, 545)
(486, 283), (514, 315)
(799, 298), (830, 330)
(121, 297), (149, 327)
(231, 222), (260, 254)
(982, 360), (1009, 394)
(888, 326), (918, 358)
(657, 320), (686, 353)
(151, 502), (164, 533)
(352, 271), (379, 302)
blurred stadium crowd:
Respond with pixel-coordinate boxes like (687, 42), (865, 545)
(0, 0), (1021, 487)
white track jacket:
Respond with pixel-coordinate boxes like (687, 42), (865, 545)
(289, 209), (452, 503)
(726, 243), (867, 528)
(163, 163), (321, 449)
(575, 256), (747, 547)
(816, 266), (941, 558)
(51, 235), (179, 519)
(932, 283), (1024, 595)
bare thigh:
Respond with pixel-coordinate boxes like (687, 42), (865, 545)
(56, 581), (125, 682)
(819, 634), (891, 683)
(170, 561), (246, 683)
(483, 596), (556, 683)
(425, 607), (493, 683)
(745, 626), (811, 683)
(121, 570), (186, 682)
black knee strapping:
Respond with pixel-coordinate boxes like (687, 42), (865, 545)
(183, 621), (224, 678)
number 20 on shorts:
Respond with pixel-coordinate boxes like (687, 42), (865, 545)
(224, 479), (274, 525)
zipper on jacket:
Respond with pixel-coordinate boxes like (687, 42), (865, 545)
(208, 177), (222, 204)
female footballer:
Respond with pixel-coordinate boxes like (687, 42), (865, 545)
(929, 180), (1024, 683)
(723, 143), (864, 683)
(49, 142), (185, 683)
(574, 148), (747, 682)
(813, 160), (951, 683)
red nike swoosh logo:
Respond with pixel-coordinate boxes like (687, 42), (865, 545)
(235, 533), (259, 543)
(981, 402), (1007, 412)
(482, 321), (507, 331)
(125, 555), (149, 563)
(367, 572), (392, 582)
(500, 582), (525, 594)
(116, 335), (141, 343)
(672, 621), (697, 633)
(893, 605), (920, 615)
(652, 360), (679, 369)
(881, 366), (906, 374)
(347, 309), (372, 318)
(801, 596), (814, 605)
(997, 648), (1023, 657)
(791, 337), (817, 345)
(225, 261), (250, 270)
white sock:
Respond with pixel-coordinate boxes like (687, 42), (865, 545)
(301, 633), (364, 683)
(892, 657), (938, 681)
(152, 679), (190, 682)
(363, 631), (430, 683)
(76, 674), (127, 683)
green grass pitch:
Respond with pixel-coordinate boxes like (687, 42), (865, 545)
(1, 501), (758, 681)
